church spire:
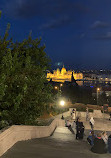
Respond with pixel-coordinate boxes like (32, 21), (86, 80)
(71, 71), (78, 85)
(71, 71), (74, 82)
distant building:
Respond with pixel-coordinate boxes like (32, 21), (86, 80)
(47, 66), (83, 83)
(102, 87), (111, 97)
(92, 87), (111, 97)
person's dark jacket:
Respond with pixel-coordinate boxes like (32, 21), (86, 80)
(76, 122), (84, 139)
(108, 135), (111, 153)
(91, 137), (107, 154)
(77, 122), (84, 131)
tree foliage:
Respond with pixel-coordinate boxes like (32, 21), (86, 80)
(0, 24), (52, 125)
(98, 91), (107, 105)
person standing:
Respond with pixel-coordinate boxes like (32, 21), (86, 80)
(86, 107), (89, 121)
(89, 117), (95, 130)
(72, 120), (76, 134)
(76, 118), (84, 140)
(72, 108), (76, 120)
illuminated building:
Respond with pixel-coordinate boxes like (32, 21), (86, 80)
(47, 66), (83, 83)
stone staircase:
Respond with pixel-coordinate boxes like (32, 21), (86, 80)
(1, 127), (111, 158)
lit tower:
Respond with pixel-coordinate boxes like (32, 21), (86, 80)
(57, 68), (60, 76)
(61, 65), (66, 75)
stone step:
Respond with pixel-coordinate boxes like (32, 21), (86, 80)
(54, 126), (72, 134)
(1, 127), (111, 158)
(51, 127), (75, 142)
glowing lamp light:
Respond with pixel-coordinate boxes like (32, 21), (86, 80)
(55, 86), (58, 89)
(60, 100), (65, 106)
(97, 88), (100, 91)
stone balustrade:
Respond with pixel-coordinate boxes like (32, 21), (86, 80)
(54, 109), (109, 119)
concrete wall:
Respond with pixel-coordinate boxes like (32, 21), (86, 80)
(0, 118), (65, 157)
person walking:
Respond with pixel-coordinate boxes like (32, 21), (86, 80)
(89, 117), (95, 130)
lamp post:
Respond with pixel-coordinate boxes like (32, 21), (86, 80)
(60, 100), (65, 119)
(60, 83), (63, 91)
(97, 88), (100, 105)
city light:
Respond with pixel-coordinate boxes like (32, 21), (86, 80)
(55, 86), (58, 89)
(97, 88), (100, 105)
(97, 88), (100, 91)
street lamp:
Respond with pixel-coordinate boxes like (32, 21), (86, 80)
(97, 88), (100, 105)
(60, 100), (65, 107)
(55, 86), (58, 90)
(60, 100), (65, 120)
(55, 84), (63, 92)
(60, 83), (63, 91)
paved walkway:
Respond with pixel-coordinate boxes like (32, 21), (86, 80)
(67, 117), (111, 131)
(87, 118), (111, 131)
(1, 126), (111, 158)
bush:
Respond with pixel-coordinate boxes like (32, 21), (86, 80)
(76, 107), (86, 112)
(0, 120), (9, 130)
(89, 109), (93, 112)
(76, 107), (93, 112)
(50, 105), (68, 116)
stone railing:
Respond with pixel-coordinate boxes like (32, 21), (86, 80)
(0, 118), (65, 157)
(54, 109), (109, 119)
(68, 108), (109, 119)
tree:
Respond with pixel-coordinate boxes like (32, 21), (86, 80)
(98, 91), (107, 106)
(0, 23), (52, 125)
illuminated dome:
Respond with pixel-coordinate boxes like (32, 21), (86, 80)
(61, 65), (67, 75)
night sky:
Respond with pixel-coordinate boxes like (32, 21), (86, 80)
(0, 0), (111, 70)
